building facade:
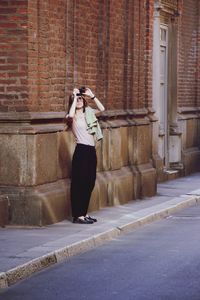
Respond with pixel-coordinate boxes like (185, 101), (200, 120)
(0, 0), (199, 225)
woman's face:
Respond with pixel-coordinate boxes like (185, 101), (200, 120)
(76, 96), (84, 109)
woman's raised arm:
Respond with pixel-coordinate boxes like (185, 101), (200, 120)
(68, 88), (79, 118)
(84, 88), (105, 112)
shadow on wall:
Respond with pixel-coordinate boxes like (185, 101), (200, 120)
(58, 130), (75, 180)
(58, 130), (75, 220)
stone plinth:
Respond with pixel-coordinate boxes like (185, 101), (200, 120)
(0, 111), (158, 226)
(0, 195), (9, 227)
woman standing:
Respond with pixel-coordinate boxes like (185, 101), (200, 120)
(66, 87), (105, 224)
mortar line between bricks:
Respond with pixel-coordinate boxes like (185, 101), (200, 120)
(1, 194), (200, 290)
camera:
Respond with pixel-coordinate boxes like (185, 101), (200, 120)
(76, 86), (86, 96)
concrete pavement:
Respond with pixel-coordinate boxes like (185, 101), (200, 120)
(0, 172), (200, 290)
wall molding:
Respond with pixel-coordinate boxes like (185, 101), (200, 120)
(177, 106), (200, 120)
(0, 109), (153, 134)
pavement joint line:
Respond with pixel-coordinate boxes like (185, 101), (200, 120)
(1, 194), (200, 290)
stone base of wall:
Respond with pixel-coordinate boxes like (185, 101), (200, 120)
(90, 168), (135, 210)
(182, 147), (200, 175)
(0, 163), (157, 226)
(137, 163), (157, 197)
(178, 109), (200, 175)
(0, 111), (159, 226)
(0, 180), (70, 226)
(0, 195), (9, 227)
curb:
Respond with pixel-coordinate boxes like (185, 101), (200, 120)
(1, 194), (200, 290)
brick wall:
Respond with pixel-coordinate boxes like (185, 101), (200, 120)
(1, 0), (151, 113)
(197, 0), (200, 106)
(27, 0), (38, 111)
(28, 0), (66, 112)
(178, 0), (199, 107)
(66, 0), (100, 105)
(144, 0), (154, 108)
(0, 0), (67, 113)
(66, 0), (142, 111)
(106, 0), (127, 110)
(66, 0), (148, 111)
(1, 0), (199, 113)
(0, 0), (28, 112)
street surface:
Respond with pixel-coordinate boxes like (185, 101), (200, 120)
(1, 204), (200, 300)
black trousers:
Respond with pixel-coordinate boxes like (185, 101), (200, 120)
(71, 143), (97, 218)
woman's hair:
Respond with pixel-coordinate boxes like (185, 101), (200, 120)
(66, 93), (88, 129)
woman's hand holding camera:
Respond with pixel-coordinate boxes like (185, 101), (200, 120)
(73, 88), (79, 99)
(83, 88), (95, 99)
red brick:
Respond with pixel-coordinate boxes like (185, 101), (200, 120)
(7, 86), (28, 92)
(0, 65), (18, 71)
(9, 1), (27, 5)
(178, 0), (199, 107)
(0, 1), (9, 6)
(0, 0), (199, 113)
(0, 23), (18, 28)
(0, 79), (17, 84)
(0, 8), (17, 14)
(8, 72), (26, 78)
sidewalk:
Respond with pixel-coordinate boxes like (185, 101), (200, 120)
(0, 173), (200, 290)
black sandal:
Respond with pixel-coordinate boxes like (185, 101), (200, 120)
(85, 215), (97, 222)
(73, 217), (94, 224)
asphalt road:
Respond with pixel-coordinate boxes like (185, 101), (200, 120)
(1, 204), (200, 300)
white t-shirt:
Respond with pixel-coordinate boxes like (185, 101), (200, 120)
(72, 112), (95, 146)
